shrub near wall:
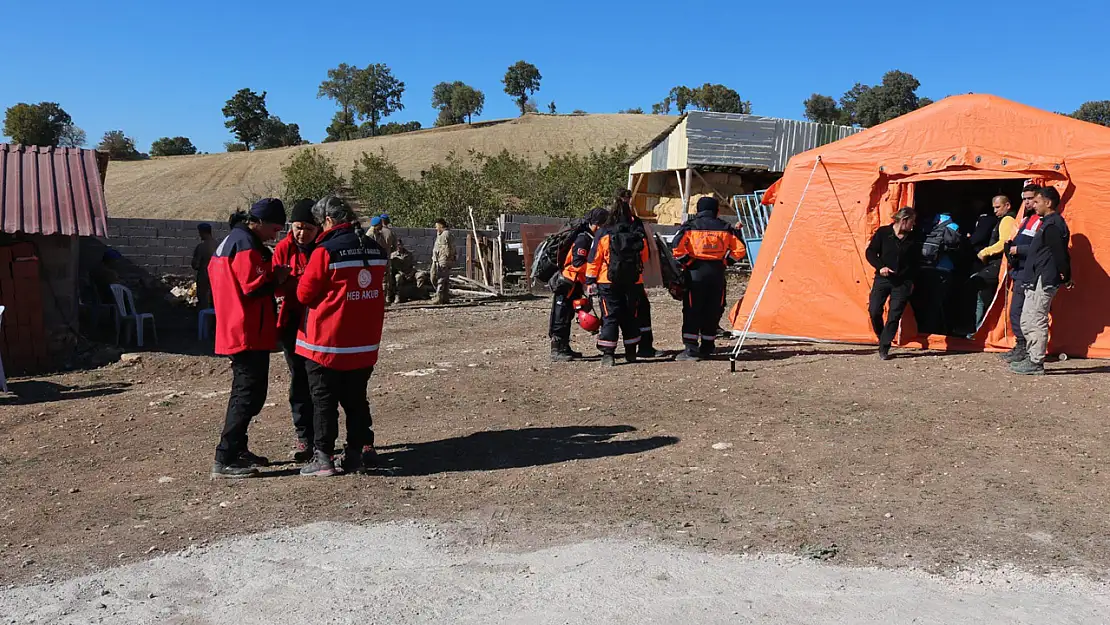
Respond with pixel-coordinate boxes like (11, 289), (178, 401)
(342, 145), (632, 228)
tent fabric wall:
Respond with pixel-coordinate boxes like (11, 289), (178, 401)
(730, 94), (1110, 359)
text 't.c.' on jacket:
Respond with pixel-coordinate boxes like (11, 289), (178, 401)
(295, 223), (388, 371)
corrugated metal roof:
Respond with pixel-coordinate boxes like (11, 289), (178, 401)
(628, 112), (863, 174)
(0, 144), (109, 236)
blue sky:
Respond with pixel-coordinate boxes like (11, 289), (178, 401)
(2, 0), (1106, 154)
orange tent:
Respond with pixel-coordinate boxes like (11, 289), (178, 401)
(729, 94), (1110, 358)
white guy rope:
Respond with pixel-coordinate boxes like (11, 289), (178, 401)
(731, 156), (822, 360)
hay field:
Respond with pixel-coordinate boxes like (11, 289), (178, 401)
(104, 113), (675, 220)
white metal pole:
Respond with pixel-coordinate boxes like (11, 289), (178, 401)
(730, 157), (823, 363)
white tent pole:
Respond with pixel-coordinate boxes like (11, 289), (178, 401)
(730, 156), (822, 366)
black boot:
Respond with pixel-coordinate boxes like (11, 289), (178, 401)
(600, 353), (616, 367)
(879, 344), (891, 361)
(638, 332), (658, 358)
(699, 342), (716, 359)
(1001, 341), (1027, 363)
(550, 338), (579, 362)
(625, 344), (638, 364)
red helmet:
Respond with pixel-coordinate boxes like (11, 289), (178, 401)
(572, 297), (592, 313)
(576, 309), (601, 334)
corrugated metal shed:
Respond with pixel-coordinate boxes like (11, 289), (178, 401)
(0, 144), (109, 237)
(629, 111), (861, 174)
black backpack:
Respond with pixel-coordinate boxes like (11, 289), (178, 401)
(531, 218), (588, 284)
(606, 224), (645, 284)
(921, 215), (961, 264)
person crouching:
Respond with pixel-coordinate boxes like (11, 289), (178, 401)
(295, 196), (388, 476)
(209, 199), (290, 479)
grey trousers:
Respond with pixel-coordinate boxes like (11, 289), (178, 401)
(1019, 278), (1058, 365)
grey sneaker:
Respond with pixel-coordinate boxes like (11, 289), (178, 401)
(675, 351), (701, 362)
(300, 450), (336, 477)
(600, 354), (616, 367)
(211, 461), (259, 479)
(1010, 359), (1045, 375)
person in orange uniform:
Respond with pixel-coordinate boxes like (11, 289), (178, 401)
(671, 197), (746, 361)
(272, 198), (320, 461)
(549, 208), (609, 362)
(586, 206), (651, 367)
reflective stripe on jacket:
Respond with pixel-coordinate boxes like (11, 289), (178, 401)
(295, 223), (388, 370)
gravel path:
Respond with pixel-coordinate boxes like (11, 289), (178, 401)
(3, 521), (1107, 625)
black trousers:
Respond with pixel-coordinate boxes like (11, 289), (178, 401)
(633, 284), (654, 348)
(214, 350), (270, 464)
(913, 269), (951, 335)
(305, 360), (374, 456)
(279, 325), (314, 445)
(597, 284), (641, 355)
(548, 278), (582, 341)
(681, 277), (726, 353)
(1009, 278), (1027, 346)
(868, 277), (912, 348)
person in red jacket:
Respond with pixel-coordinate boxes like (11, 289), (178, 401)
(272, 198), (320, 461)
(208, 198), (289, 479)
(295, 196), (388, 477)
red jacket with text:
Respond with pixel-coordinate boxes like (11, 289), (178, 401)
(208, 224), (279, 355)
(272, 231), (316, 331)
(296, 223), (388, 370)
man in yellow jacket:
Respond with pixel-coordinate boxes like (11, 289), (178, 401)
(969, 195), (1019, 332)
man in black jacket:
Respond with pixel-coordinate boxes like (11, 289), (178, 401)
(866, 207), (918, 360)
(1000, 185), (1041, 362)
(1011, 187), (1071, 375)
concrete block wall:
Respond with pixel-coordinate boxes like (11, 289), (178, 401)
(81, 218), (472, 277)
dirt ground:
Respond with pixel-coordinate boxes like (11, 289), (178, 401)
(2, 289), (1109, 587)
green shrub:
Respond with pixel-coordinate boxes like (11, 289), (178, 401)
(281, 148), (344, 204)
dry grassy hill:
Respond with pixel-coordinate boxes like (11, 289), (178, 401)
(105, 113), (676, 220)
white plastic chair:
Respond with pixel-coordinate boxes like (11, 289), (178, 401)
(109, 284), (158, 347)
(0, 305), (8, 393)
(198, 308), (216, 340)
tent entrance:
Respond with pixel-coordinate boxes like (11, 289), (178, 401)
(909, 178), (1025, 338)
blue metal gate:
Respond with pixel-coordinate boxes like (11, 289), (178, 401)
(732, 191), (772, 266)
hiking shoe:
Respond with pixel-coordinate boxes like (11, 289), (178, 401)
(1000, 348), (1027, 363)
(600, 354), (616, 367)
(239, 450), (270, 467)
(638, 346), (659, 358)
(550, 350), (574, 363)
(1010, 359), (1045, 375)
(674, 351), (701, 362)
(300, 450), (336, 477)
(210, 461), (259, 479)
(292, 440), (314, 463)
(699, 344), (717, 358)
(361, 445), (378, 468)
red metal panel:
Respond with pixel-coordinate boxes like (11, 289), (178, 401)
(0, 143), (109, 236)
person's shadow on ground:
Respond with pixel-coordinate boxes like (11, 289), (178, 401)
(372, 425), (678, 477)
(0, 381), (130, 405)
